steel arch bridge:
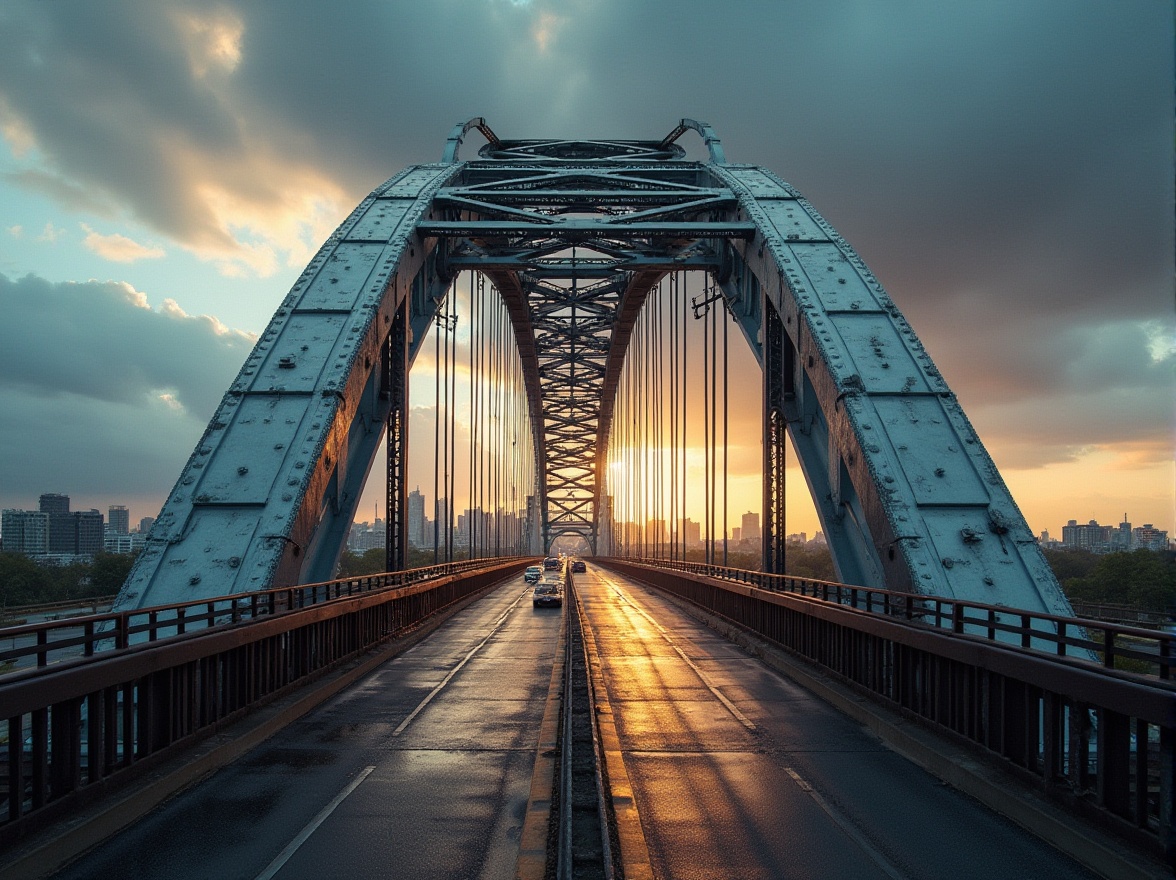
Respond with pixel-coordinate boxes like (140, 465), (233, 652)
(115, 119), (1071, 620)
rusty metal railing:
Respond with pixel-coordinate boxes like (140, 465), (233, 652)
(602, 558), (1176, 867)
(618, 557), (1173, 679)
(0, 559), (520, 674)
(0, 558), (532, 843)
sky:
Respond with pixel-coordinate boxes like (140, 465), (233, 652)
(0, 0), (1172, 543)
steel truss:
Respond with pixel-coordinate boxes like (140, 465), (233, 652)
(117, 118), (1073, 624)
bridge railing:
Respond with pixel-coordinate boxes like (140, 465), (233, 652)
(0, 559), (509, 674)
(603, 558), (1176, 866)
(619, 558), (1173, 679)
(0, 558), (532, 844)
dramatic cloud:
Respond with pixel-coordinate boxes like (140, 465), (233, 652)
(0, 0), (1170, 531)
(81, 224), (166, 263)
(0, 273), (255, 503)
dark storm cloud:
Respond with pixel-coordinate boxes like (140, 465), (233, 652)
(0, 272), (255, 501)
(0, 273), (254, 416)
(0, 0), (1170, 464)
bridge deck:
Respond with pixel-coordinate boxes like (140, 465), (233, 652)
(47, 567), (1101, 879)
(576, 565), (1096, 880)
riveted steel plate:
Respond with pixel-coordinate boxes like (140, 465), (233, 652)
(254, 314), (350, 392)
(827, 314), (931, 394)
(790, 243), (884, 312)
(872, 396), (989, 506)
(195, 395), (312, 504)
(294, 245), (386, 311)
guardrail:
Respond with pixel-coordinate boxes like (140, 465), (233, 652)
(618, 558), (1172, 679)
(601, 558), (1176, 867)
(0, 595), (118, 618)
(0, 558), (533, 843)
(0, 560), (513, 673)
(1069, 601), (1175, 632)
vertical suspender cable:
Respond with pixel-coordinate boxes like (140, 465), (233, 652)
(710, 280), (718, 566)
(433, 298), (441, 564)
(680, 272), (688, 561)
(655, 283), (663, 559)
(672, 275), (682, 560)
(723, 295), (729, 567)
(644, 292), (651, 557)
(468, 274), (476, 559)
(450, 291), (458, 561)
(702, 282), (710, 565)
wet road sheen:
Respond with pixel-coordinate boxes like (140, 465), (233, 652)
(577, 565), (1096, 880)
(53, 579), (562, 880)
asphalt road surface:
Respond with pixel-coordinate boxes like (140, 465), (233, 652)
(50, 563), (1100, 879)
(52, 578), (561, 880)
(576, 564), (1098, 880)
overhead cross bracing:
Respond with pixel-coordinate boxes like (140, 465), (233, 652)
(430, 127), (746, 551)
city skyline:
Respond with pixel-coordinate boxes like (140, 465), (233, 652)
(0, 2), (1171, 542)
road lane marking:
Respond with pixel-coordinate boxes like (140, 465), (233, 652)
(597, 574), (757, 732)
(783, 766), (906, 879)
(600, 572), (905, 879)
(393, 587), (530, 736)
(253, 765), (376, 880)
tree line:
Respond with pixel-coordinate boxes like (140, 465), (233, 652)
(0, 551), (138, 608)
(0, 546), (1172, 617)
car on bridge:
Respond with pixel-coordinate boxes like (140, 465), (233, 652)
(542, 557), (561, 571)
(523, 565), (542, 583)
(532, 582), (563, 608)
(570, 559), (586, 573)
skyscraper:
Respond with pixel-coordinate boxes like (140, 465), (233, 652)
(108, 505), (130, 535)
(741, 511), (761, 543)
(2, 509), (49, 554)
(407, 487), (425, 547)
(40, 493), (76, 552)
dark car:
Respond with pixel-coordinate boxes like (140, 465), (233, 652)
(532, 583), (563, 608)
(523, 565), (542, 583)
(570, 559), (586, 573)
(542, 556), (561, 571)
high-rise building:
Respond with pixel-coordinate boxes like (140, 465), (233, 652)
(682, 518), (701, 545)
(138, 516), (156, 535)
(741, 511), (761, 543)
(2, 509), (50, 554)
(76, 510), (104, 555)
(407, 488), (425, 547)
(647, 519), (667, 545)
(2, 505), (103, 557)
(1132, 524), (1169, 551)
(108, 505), (130, 535)
(1061, 519), (1113, 552)
(38, 493), (74, 552)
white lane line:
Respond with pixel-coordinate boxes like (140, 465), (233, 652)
(598, 574), (757, 732)
(602, 573), (905, 878)
(392, 588), (529, 736)
(253, 765), (376, 880)
(782, 766), (906, 879)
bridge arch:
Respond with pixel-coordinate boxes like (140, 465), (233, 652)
(117, 119), (1071, 623)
